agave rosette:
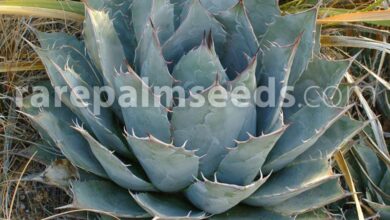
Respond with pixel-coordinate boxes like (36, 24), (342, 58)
(22, 0), (368, 218)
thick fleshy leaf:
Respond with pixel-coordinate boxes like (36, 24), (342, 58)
(132, 0), (174, 44)
(22, 95), (106, 177)
(215, 2), (259, 78)
(134, 20), (174, 106)
(185, 174), (269, 214)
(131, 0), (153, 42)
(76, 128), (155, 191)
(86, 0), (137, 63)
(260, 8), (318, 86)
(285, 57), (352, 118)
(172, 37), (227, 95)
(263, 104), (351, 172)
(163, 0), (226, 64)
(151, 0), (175, 44)
(127, 135), (199, 192)
(245, 158), (338, 207)
(66, 180), (150, 218)
(172, 85), (250, 177)
(268, 179), (346, 216)
(33, 52), (130, 157)
(171, 0), (191, 29)
(244, 0), (280, 38)
(131, 193), (207, 219)
(34, 31), (102, 86)
(114, 70), (171, 143)
(256, 37), (300, 133)
(200, 0), (238, 13)
(84, 7), (126, 87)
(295, 117), (367, 163)
(211, 205), (293, 220)
(216, 126), (285, 185)
(228, 57), (257, 140)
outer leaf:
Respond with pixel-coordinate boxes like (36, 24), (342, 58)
(215, 2), (259, 78)
(66, 180), (150, 218)
(127, 135), (199, 192)
(245, 158), (338, 206)
(268, 179), (346, 216)
(131, 0), (152, 42)
(211, 205), (293, 220)
(295, 116), (367, 163)
(131, 193), (207, 219)
(216, 126), (286, 185)
(172, 37), (227, 94)
(244, 0), (280, 38)
(365, 200), (390, 220)
(185, 174), (269, 214)
(76, 128), (155, 191)
(163, 0), (226, 64)
(31, 43), (131, 157)
(22, 95), (106, 178)
(285, 57), (352, 118)
(260, 8), (318, 86)
(263, 104), (351, 172)
(172, 85), (250, 177)
(354, 142), (386, 185)
(114, 70), (171, 143)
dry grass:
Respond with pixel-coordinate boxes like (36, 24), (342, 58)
(0, 16), (81, 219)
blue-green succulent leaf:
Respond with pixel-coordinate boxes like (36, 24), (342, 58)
(267, 179), (346, 216)
(365, 200), (390, 219)
(151, 0), (175, 44)
(131, 193), (207, 219)
(86, 0), (137, 63)
(200, 0), (238, 13)
(256, 38), (300, 133)
(85, 7), (126, 88)
(131, 0), (153, 42)
(127, 135), (199, 192)
(22, 95), (106, 178)
(172, 85), (250, 177)
(114, 70), (171, 143)
(172, 38), (227, 95)
(228, 57), (257, 140)
(76, 128), (155, 191)
(31, 43), (131, 157)
(244, 0), (280, 38)
(185, 174), (269, 214)
(163, 0), (226, 64)
(134, 20), (174, 106)
(285, 57), (352, 118)
(354, 142), (386, 185)
(67, 180), (150, 218)
(216, 126), (286, 186)
(35, 31), (102, 86)
(245, 158), (338, 207)
(263, 104), (352, 172)
(211, 205), (293, 220)
(260, 8), (318, 86)
(295, 117), (367, 163)
(215, 2), (259, 78)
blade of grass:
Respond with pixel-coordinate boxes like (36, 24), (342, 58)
(0, 0), (84, 21)
(0, 61), (44, 73)
(318, 9), (390, 25)
(335, 150), (365, 220)
(321, 35), (390, 54)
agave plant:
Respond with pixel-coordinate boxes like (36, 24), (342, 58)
(22, 0), (369, 219)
